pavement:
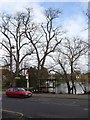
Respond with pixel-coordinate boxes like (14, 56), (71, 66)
(2, 110), (24, 119)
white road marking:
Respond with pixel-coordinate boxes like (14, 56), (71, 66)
(83, 108), (90, 111)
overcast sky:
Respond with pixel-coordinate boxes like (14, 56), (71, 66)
(0, 0), (89, 72)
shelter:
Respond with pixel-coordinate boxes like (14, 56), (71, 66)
(39, 78), (56, 93)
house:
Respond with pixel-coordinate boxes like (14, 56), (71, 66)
(0, 66), (11, 88)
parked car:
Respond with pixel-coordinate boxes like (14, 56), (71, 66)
(6, 88), (32, 98)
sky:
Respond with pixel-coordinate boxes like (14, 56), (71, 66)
(0, 0), (89, 72)
(0, 0), (88, 37)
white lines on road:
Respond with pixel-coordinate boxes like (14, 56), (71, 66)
(83, 108), (90, 111)
(30, 100), (80, 107)
(54, 102), (80, 107)
(35, 101), (81, 107)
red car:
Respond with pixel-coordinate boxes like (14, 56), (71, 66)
(6, 88), (32, 98)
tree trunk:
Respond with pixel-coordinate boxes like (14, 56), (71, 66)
(71, 62), (77, 94)
(66, 81), (71, 94)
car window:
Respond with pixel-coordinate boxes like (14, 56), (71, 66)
(18, 88), (25, 91)
(8, 88), (26, 92)
(13, 88), (18, 91)
(9, 88), (13, 91)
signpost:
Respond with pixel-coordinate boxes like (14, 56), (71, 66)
(26, 73), (29, 89)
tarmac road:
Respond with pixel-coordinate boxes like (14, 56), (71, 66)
(2, 93), (89, 118)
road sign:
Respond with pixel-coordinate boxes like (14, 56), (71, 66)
(15, 77), (20, 79)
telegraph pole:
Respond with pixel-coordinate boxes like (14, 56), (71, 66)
(88, 2), (90, 82)
(88, 2), (90, 71)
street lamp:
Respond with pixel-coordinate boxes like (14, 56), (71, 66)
(10, 45), (15, 87)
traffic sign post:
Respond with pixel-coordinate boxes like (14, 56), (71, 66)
(27, 80), (29, 89)
(26, 74), (29, 80)
(26, 73), (29, 89)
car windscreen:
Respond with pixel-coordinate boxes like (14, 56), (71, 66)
(18, 88), (25, 91)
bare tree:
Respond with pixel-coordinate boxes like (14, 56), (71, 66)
(40, 8), (64, 69)
(23, 8), (64, 72)
(0, 12), (34, 87)
(57, 37), (88, 94)
(49, 52), (72, 94)
(23, 8), (64, 91)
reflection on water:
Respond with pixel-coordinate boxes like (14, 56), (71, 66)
(49, 81), (90, 94)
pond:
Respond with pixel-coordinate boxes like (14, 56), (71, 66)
(48, 81), (90, 94)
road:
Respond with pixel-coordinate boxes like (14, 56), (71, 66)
(2, 94), (89, 118)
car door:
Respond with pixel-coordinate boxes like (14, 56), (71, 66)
(12, 88), (19, 97)
(8, 88), (14, 96)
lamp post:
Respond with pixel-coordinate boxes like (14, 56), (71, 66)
(88, 2), (90, 73)
(24, 62), (30, 89)
(10, 46), (15, 87)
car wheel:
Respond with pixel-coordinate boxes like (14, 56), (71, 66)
(6, 94), (11, 97)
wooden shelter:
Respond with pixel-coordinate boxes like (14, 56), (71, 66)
(39, 78), (56, 93)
